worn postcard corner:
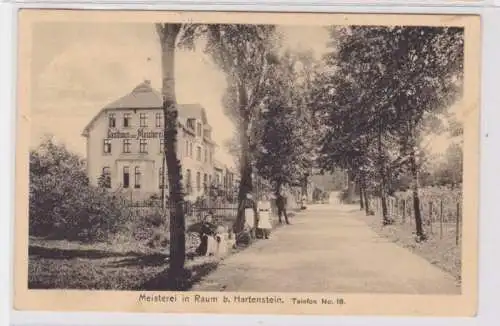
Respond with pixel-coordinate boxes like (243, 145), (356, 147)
(14, 9), (480, 317)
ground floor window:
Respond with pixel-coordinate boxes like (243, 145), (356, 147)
(123, 166), (130, 188)
(134, 166), (141, 189)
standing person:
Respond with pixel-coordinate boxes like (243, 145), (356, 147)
(241, 193), (259, 239)
(257, 196), (273, 239)
(276, 191), (290, 225)
(196, 211), (217, 256)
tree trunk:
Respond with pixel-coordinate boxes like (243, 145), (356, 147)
(158, 24), (186, 280)
(302, 173), (309, 201)
(346, 170), (356, 203)
(377, 125), (390, 225)
(234, 82), (253, 234)
(410, 146), (426, 241)
(161, 155), (166, 208)
(359, 181), (365, 210)
(363, 184), (370, 215)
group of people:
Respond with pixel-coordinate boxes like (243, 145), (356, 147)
(240, 192), (291, 240)
(196, 191), (291, 257)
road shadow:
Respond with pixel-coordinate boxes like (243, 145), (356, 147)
(137, 260), (220, 291)
(105, 252), (199, 268)
(28, 245), (147, 260)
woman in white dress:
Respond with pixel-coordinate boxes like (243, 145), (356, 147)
(257, 198), (273, 239)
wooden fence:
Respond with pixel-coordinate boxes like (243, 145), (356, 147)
(370, 195), (462, 245)
(127, 199), (293, 228)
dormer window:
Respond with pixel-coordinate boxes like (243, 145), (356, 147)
(196, 123), (202, 137)
(187, 119), (195, 130)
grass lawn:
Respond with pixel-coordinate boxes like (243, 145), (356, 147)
(28, 212), (297, 291)
(359, 208), (462, 285)
(28, 237), (221, 290)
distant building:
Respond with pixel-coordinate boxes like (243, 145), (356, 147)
(81, 80), (217, 201)
(212, 160), (239, 199)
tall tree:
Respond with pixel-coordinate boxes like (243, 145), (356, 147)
(254, 51), (311, 197)
(155, 23), (186, 280)
(203, 25), (278, 233)
(313, 25), (463, 237)
(379, 26), (464, 240)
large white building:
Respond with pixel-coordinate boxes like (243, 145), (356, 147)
(82, 80), (220, 201)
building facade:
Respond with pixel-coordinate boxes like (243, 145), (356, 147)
(82, 81), (217, 201)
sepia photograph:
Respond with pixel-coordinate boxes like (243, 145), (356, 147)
(14, 10), (480, 316)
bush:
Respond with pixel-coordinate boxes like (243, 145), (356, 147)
(29, 138), (131, 242)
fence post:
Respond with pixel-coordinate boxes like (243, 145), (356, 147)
(402, 199), (406, 223)
(429, 202), (433, 234)
(409, 199), (412, 225)
(439, 200), (444, 239)
(456, 202), (461, 245)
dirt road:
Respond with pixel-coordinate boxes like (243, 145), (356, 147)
(192, 204), (460, 294)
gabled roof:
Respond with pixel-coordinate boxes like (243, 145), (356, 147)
(82, 81), (209, 137)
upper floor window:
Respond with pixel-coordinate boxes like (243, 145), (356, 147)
(139, 139), (148, 153)
(139, 113), (147, 127)
(103, 139), (112, 154)
(101, 167), (111, 188)
(184, 140), (189, 156)
(204, 148), (208, 163)
(196, 123), (202, 137)
(108, 113), (116, 128)
(155, 113), (163, 128)
(160, 139), (165, 153)
(189, 142), (193, 157)
(134, 166), (141, 189)
(196, 146), (201, 161)
(196, 172), (201, 191)
(123, 113), (132, 128)
(122, 139), (131, 153)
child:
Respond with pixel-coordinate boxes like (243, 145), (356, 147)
(257, 198), (272, 239)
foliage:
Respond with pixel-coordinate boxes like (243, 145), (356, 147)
(254, 51), (313, 192)
(311, 25), (464, 238)
(29, 138), (131, 242)
(429, 142), (463, 187)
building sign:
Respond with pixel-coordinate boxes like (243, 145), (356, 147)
(107, 128), (164, 140)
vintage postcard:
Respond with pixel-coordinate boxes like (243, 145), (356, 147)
(14, 9), (480, 316)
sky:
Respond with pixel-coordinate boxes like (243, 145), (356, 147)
(30, 23), (330, 167)
(29, 22), (460, 167)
